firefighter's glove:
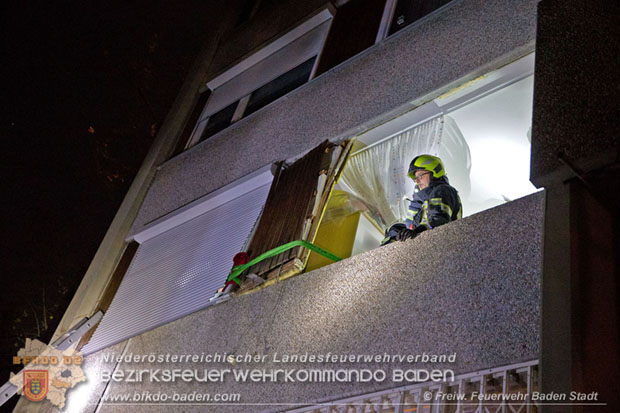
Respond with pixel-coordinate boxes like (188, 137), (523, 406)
(395, 228), (416, 241)
(381, 223), (407, 246)
(395, 225), (427, 242)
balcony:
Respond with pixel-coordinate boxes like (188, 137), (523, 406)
(75, 191), (542, 412)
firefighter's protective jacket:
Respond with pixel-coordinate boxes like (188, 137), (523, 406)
(404, 177), (462, 231)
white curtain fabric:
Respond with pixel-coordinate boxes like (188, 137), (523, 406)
(341, 117), (444, 229)
(341, 114), (472, 230)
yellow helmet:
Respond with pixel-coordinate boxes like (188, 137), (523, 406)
(407, 154), (446, 180)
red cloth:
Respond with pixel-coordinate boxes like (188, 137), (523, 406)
(233, 252), (250, 266)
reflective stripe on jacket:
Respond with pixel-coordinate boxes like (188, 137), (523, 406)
(404, 180), (462, 231)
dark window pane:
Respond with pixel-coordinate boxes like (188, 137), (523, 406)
(199, 101), (238, 142)
(315, 0), (386, 76)
(389, 0), (453, 36)
(173, 90), (210, 156)
(244, 57), (315, 117)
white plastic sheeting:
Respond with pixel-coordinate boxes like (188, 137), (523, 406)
(340, 116), (470, 229)
(81, 183), (271, 355)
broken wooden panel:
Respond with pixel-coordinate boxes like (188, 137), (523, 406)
(238, 139), (352, 291)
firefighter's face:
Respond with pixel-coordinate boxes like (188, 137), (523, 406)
(414, 171), (431, 190)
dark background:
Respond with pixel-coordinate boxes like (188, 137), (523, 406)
(1, 1), (226, 406)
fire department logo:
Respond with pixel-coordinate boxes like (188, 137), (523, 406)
(23, 370), (48, 402)
(10, 339), (86, 408)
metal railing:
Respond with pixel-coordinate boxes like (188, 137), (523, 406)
(287, 360), (539, 413)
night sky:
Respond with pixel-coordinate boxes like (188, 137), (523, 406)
(1, 0), (224, 398)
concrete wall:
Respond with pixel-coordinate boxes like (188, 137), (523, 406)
(81, 191), (542, 413)
(129, 0), (538, 232)
(531, 0), (620, 187)
(532, 1), (620, 409)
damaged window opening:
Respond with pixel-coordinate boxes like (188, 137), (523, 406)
(210, 54), (538, 297)
(227, 140), (353, 293)
(226, 54), (538, 289)
(304, 53), (537, 270)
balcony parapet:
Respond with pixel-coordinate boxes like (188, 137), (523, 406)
(92, 191), (543, 412)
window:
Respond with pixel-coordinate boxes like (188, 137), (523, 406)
(183, 6), (334, 149)
(376, 0), (456, 41)
(80, 166), (274, 355)
(80, 135), (354, 350)
(172, 90), (211, 156)
(243, 57), (316, 117)
(388, 0), (454, 36)
(308, 54), (537, 262)
(198, 100), (239, 141)
(313, 0), (387, 75)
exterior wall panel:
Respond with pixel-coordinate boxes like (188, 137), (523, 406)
(531, 0), (620, 187)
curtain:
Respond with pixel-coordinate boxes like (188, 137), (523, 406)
(340, 116), (445, 229)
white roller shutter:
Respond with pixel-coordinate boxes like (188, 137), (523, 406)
(82, 173), (271, 355)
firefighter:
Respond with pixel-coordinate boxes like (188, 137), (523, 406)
(383, 154), (462, 243)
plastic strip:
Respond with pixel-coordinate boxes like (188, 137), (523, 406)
(227, 240), (341, 284)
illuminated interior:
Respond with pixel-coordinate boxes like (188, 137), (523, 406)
(310, 54), (537, 262)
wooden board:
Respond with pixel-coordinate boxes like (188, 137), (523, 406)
(237, 139), (352, 292)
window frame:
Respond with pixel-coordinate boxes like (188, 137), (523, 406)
(353, 53), (535, 149)
(183, 5), (335, 150)
(329, 53), (536, 258)
(375, 0), (457, 42)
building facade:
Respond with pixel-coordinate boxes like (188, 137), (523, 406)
(13, 0), (620, 411)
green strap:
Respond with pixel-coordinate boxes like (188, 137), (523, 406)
(226, 240), (342, 285)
